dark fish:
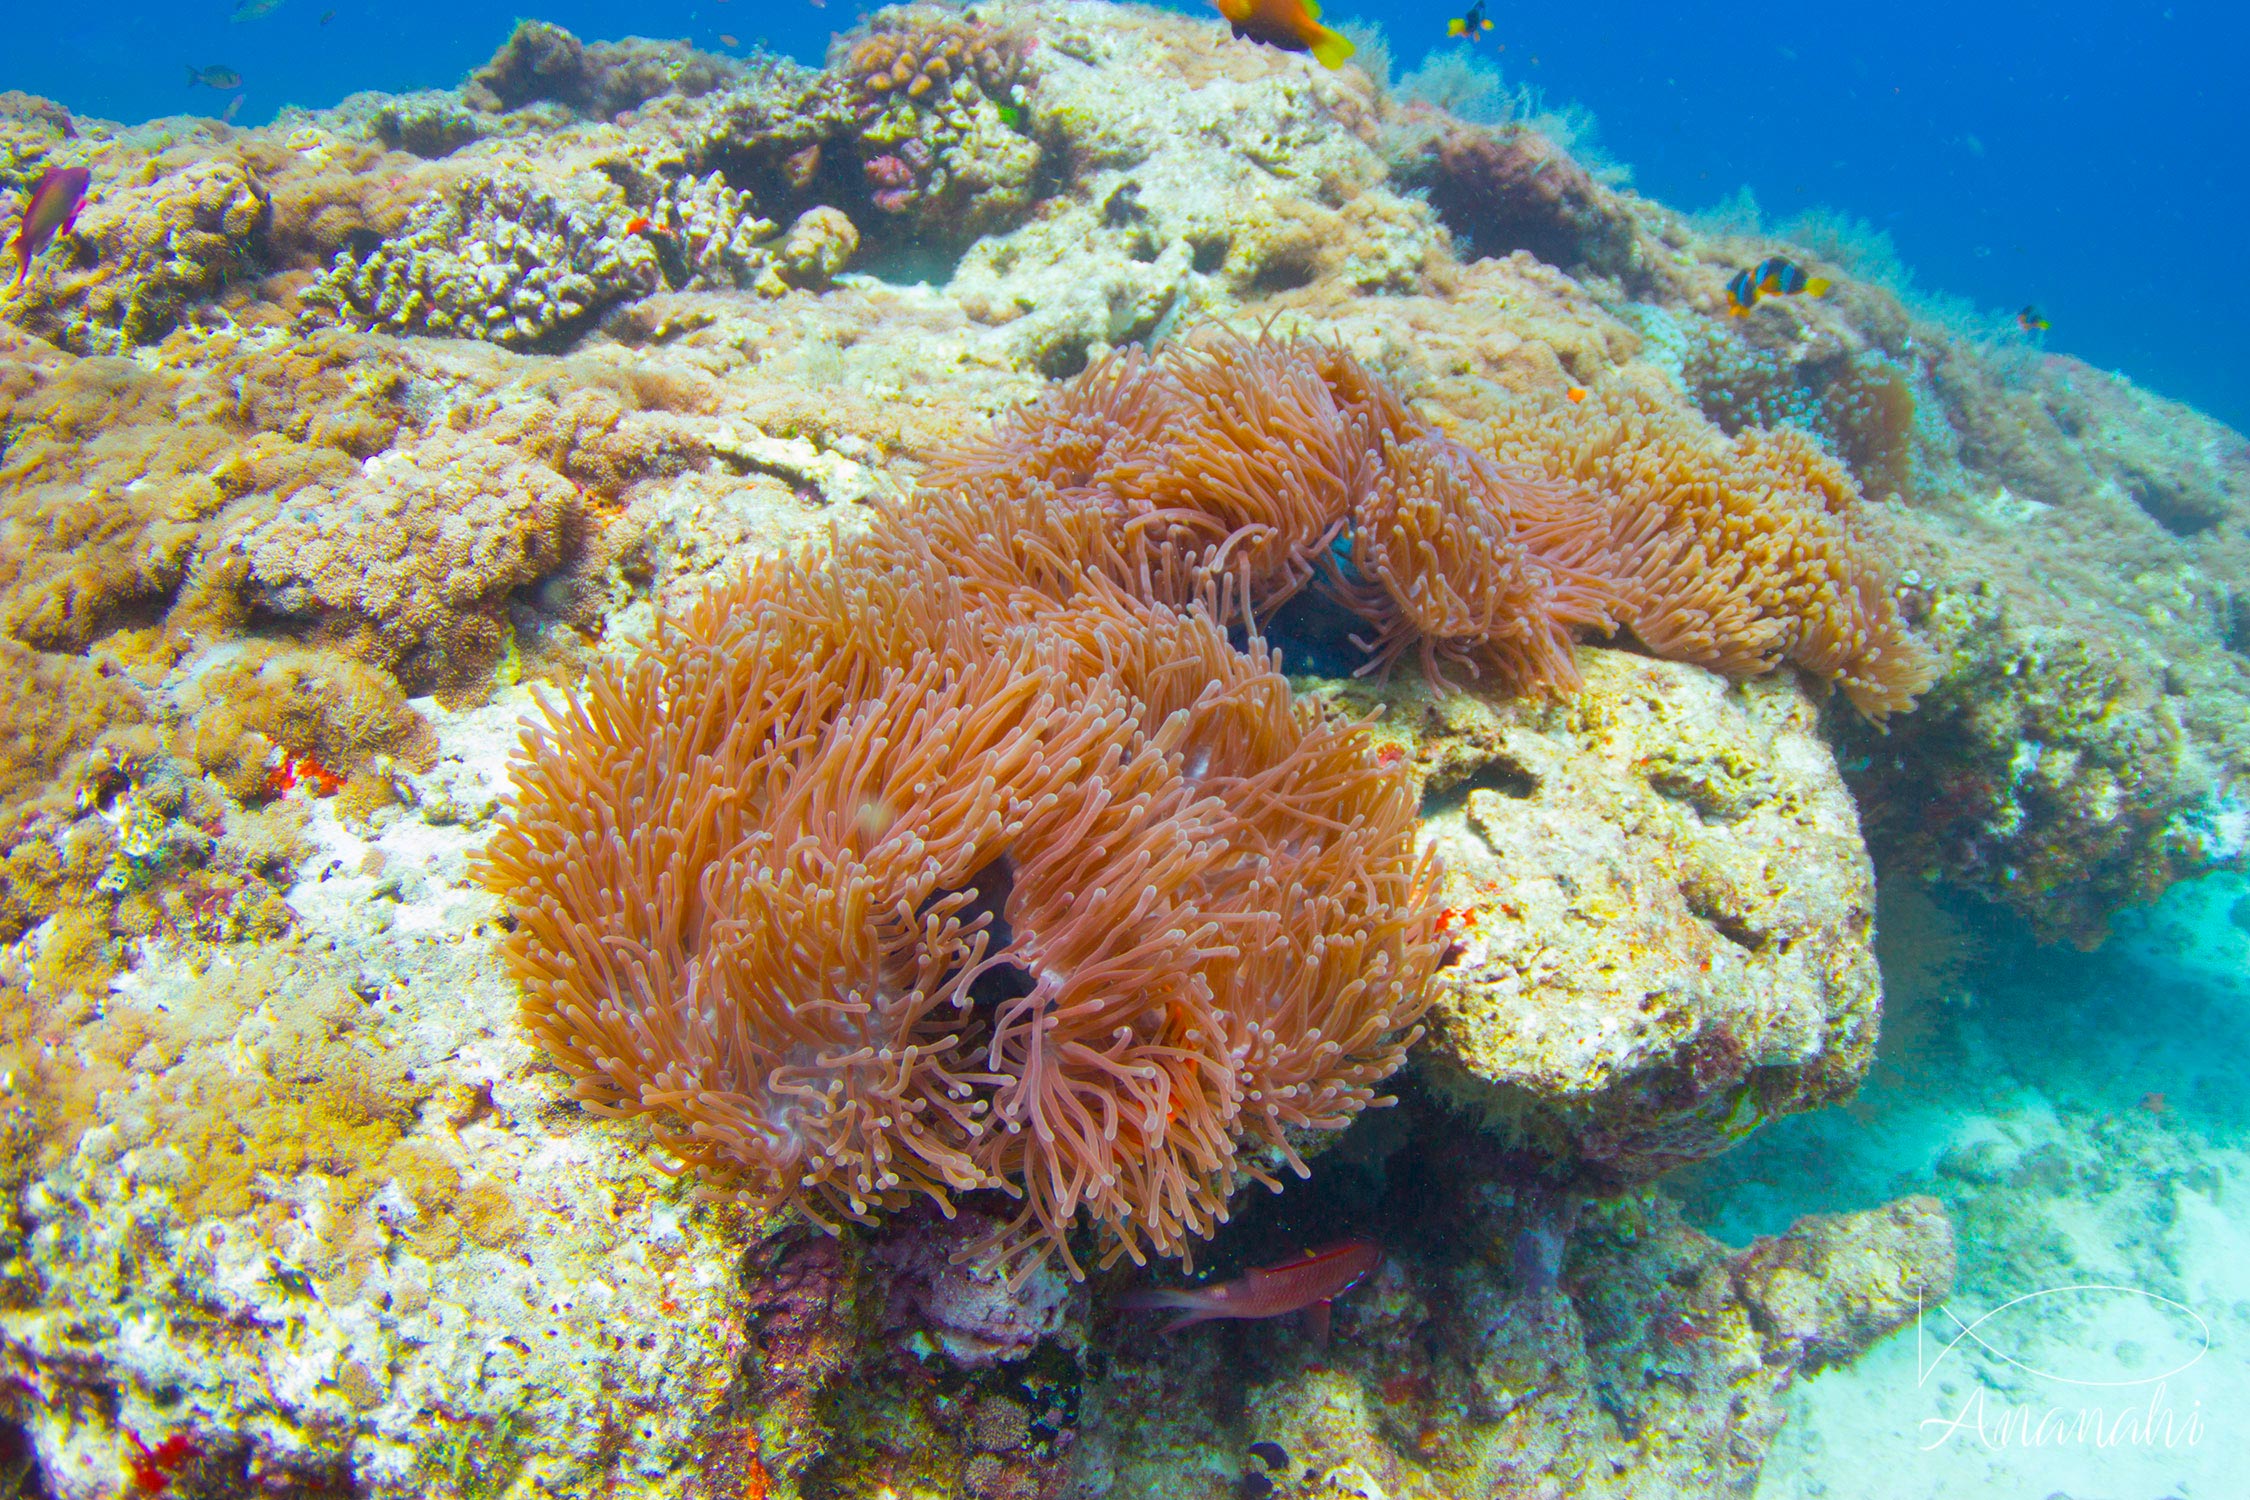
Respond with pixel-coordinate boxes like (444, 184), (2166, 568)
(1123, 1238), (1382, 1344)
(229, 0), (285, 20)
(8, 166), (91, 288)
(187, 65), (243, 90)
(1248, 1440), (1290, 1470)
(1212, 0), (1355, 69)
(1447, 0), (1493, 40)
(1726, 255), (1831, 315)
(319, 7), (336, 20)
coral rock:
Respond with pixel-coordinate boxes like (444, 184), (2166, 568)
(1729, 1194), (1957, 1372)
(223, 428), (582, 683)
(1406, 649), (1880, 1184)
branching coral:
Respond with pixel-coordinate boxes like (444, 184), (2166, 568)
(1476, 384), (1939, 718)
(645, 171), (781, 292)
(478, 538), (1441, 1277)
(305, 168), (656, 347)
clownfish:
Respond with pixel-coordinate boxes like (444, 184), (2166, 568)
(1212, 0), (1356, 70)
(1725, 256), (1831, 316)
(1448, 1), (1493, 40)
(2017, 304), (2050, 333)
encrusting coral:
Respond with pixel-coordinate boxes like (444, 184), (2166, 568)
(221, 427), (585, 684)
(478, 534), (1444, 1278)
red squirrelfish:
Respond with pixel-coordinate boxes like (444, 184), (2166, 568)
(9, 166), (91, 288)
(1124, 1238), (1382, 1345)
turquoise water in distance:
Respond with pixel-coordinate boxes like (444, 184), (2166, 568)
(8, 0), (2249, 434)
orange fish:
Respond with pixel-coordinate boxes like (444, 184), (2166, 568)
(1212, 0), (1355, 69)
(1124, 1238), (1381, 1345)
(1565, 385), (1587, 403)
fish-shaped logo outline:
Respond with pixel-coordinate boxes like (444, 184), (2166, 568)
(1913, 1281), (2211, 1391)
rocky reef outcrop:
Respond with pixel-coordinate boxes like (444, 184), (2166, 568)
(1393, 651), (1880, 1186)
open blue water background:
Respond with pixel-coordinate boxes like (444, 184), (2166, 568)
(12, 0), (2247, 433)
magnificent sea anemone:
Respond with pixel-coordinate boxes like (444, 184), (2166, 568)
(478, 538), (1444, 1276)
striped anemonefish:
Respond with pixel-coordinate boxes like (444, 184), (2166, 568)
(1212, 0), (1356, 70)
(1725, 256), (1831, 316)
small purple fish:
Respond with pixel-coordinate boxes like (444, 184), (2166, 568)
(1124, 1238), (1383, 1346)
(9, 166), (91, 288)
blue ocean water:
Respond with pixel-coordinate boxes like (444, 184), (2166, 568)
(11, 0), (2248, 432)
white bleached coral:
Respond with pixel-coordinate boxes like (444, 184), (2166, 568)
(305, 168), (657, 347)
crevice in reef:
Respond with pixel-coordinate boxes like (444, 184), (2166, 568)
(1422, 755), (1543, 816)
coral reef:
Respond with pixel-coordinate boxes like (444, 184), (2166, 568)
(7, 154), (267, 350)
(0, 696), (770, 1498)
(1079, 1149), (1954, 1499)
(1, 1), (2243, 1492)
(835, 9), (1040, 246)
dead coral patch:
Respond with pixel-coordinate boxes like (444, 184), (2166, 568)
(466, 20), (745, 120)
(1389, 118), (1654, 287)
